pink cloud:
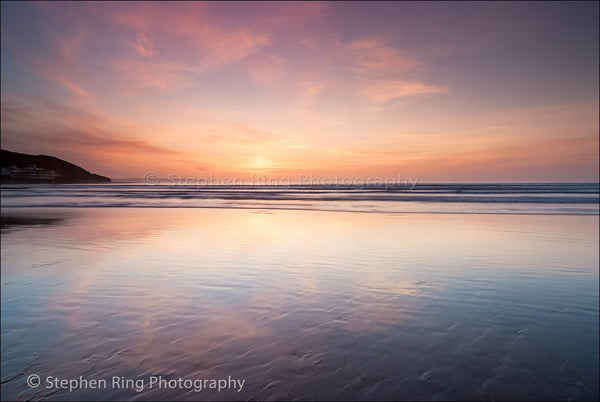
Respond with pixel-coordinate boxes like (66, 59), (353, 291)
(361, 80), (449, 103)
(53, 76), (89, 98)
(243, 53), (286, 84)
(1, 26), (91, 98)
(133, 32), (158, 57)
(105, 2), (272, 72)
(344, 38), (420, 74)
(4, 2), (275, 98)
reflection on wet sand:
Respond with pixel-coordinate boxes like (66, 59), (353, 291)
(1, 215), (65, 230)
(1, 208), (598, 400)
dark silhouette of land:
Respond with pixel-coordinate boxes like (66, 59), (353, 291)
(1, 149), (111, 183)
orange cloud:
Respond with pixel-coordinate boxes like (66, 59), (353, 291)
(0, 99), (194, 176)
(200, 122), (279, 145)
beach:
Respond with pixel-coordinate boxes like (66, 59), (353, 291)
(1, 206), (598, 400)
(2, 1), (599, 400)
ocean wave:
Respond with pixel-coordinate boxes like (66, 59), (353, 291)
(1, 183), (598, 214)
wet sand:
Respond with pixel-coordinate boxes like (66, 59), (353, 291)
(1, 207), (598, 400)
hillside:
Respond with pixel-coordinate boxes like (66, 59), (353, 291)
(1, 149), (111, 183)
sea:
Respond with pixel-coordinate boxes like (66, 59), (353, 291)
(0, 182), (598, 214)
(1, 182), (598, 400)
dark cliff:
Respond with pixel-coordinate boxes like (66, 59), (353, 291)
(1, 149), (111, 183)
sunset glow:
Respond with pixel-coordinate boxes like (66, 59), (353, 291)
(1, 1), (598, 181)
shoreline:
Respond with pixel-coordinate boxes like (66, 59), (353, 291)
(1, 205), (599, 216)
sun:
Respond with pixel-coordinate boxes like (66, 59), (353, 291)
(251, 156), (268, 170)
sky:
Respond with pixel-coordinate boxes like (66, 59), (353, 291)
(1, 1), (598, 182)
